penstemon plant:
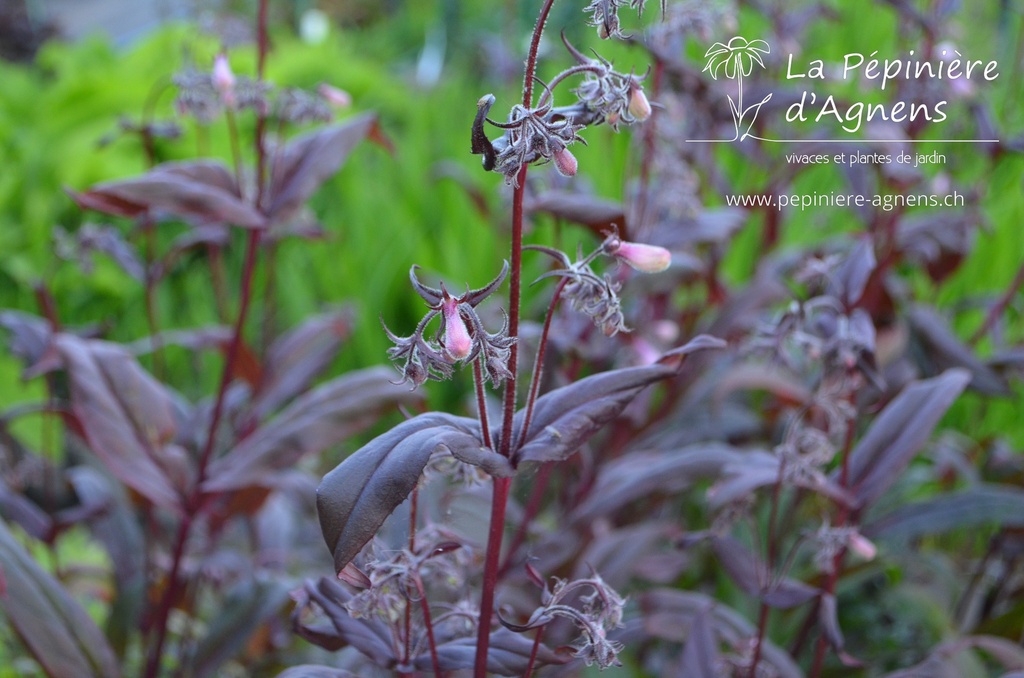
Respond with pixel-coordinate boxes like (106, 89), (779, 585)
(303, 0), (727, 676)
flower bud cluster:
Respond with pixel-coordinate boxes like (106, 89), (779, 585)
(584, 0), (663, 39)
(473, 38), (654, 183)
(383, 262), (514, 389)
(565, 48), (652, 130)
(344, 532), (471, 649)
(502, 572), (627, 669)
(488, 103), (585, 185)
(530, 232), (672, 336)
(174, 52), (349, 125)
(811, 523), (878, 574)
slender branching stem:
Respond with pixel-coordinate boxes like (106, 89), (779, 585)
(516, 278), (568, 449)
(473, 359), (494, 450)
(523, 624), (546, 678)
(536, 64), (607, 108)
(970, 261), (1024, 346)
(809, 409), (857, 677)
(750, 459), (786, 678)
(474, 3), (557, 674)
(413, 574), (443, 678)
(143, 4), (270, 675)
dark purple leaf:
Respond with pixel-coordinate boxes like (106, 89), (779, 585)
(0, 310), (51, 371)
(711, 536), (819, 609)
(657, 208), (746, 248)
(316, 412), (488, 573)
(525, 190), (627, 239)
(126, 326), (233, 356)
(67, 467), (145, 654)
(0, 518), (120, 678)
(250, 309), (354, 420)
(0, 476), (52, 541)
(293, 577), (395, 665)
(204, 367), (419, 493)
(678, 607), (720, 678)
(55, 334), (183, 511)
(909, 306), (1011, 397)
(276, 668), (359, 678)
(864, 485), (1024, 540)
(709, 450), (852, 509)
(512, 363), (676, 465)
(56, 223), (146, 281)
(819, 593), (844, 652)
(267, 113), (376, 224)
(77, 160), (265, 228)
(639, 589), (803, 678)
(842, 368), (970, 507)
(159, 159), (241, 195)
(571, 522), (679, 588)
(192, 579), (291, 678)
(420, 627), (565, 675)
(711, 363), (811, 408)
(572, 443), (744, 523)
(67, 467), (144, 583)
(829, 238), (876, 308)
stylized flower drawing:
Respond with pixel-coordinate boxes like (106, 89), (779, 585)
(703, 36), (773, 141)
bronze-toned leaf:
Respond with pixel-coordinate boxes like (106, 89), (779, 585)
(316, 412), (485, 573)
(55, 334), (183, 512)
(512, 364), (676, 465)
(267, 113), (376, 225)
(842, 368), (971, 507)
(0, 518), (120, 678)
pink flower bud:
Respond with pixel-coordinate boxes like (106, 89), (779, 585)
(628, 85), (651, 121)
(612, 240), (671, 273)
(213, 53), (236, 106)
(848, 532), (877, 561)
(441, 297), (473, 361)
(318, 83), (352, 108)
(553, 147), (578, 177)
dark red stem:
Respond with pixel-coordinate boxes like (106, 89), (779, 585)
(516, 278), (568, 449)
(970, 260), (1024, 345)
(414, 574), (442, 678)
(523, 624), (546, 678)
(475, 4), (556, 676)
(143, 3), (270, 674)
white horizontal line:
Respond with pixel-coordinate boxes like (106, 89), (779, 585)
(685, 138), (1000, 143)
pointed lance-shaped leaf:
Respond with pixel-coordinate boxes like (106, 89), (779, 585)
(248, 308), (354, 421)
(841, 368), (970, 507)
(513, 336), (724, 465)
(863, 484), (1024, 541)
(73, 160), (265, 228)
(317, 413), (508, 573)
(267, 112), (376, 225)
(205, 367), (419, 493)
(293, 578), (394, 664)
(512, 363), (676, 465)
(55, 334), (183, 512)
(421, 627), (565, 675)
(0, 518), (121, 678)
(678, 607), (720, 678)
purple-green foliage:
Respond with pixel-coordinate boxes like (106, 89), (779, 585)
(1, 1), (1023, 677)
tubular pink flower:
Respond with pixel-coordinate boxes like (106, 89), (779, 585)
(213, 53), (236, 106)
(612, 240), (671, 273)
(554, 147), (578, 177)
(318, 83), (352, 108)
(441, 297), (473, 361)
(848, 532), (877, 561)
(627, 85), (651, 121)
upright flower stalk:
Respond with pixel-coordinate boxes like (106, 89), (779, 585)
(373, 2), (667, 674)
